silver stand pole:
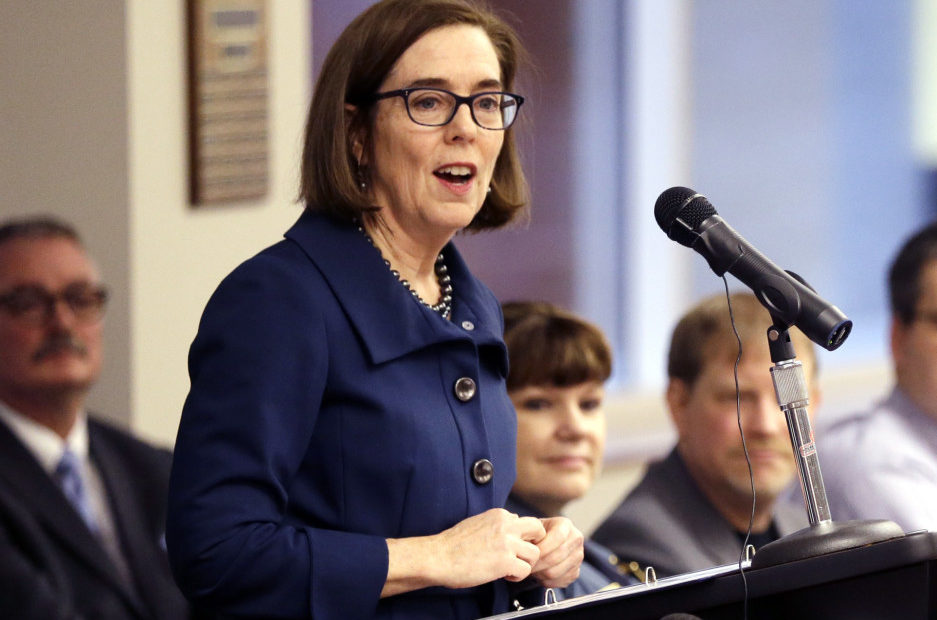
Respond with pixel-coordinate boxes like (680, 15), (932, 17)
(769, 355), (831, 525)
(751, 325), (903, 568)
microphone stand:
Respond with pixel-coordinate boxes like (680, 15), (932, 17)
(750, 322), (904, 568)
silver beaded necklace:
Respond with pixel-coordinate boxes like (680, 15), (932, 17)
(358, 224), (453, 319)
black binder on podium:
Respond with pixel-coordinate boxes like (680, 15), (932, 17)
(484, 530), (937, 620)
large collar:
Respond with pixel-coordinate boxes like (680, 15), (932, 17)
(0, 400), (89, 475)
(284, 210), (506, 367)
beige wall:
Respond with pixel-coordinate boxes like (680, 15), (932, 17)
(2, 2), (311, 446)
(128, 1), (311, 446)
(2, 2), (132, 429)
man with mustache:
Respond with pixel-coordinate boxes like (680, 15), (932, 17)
(592, 293), (818, 578)
(0, 216), (194, 619)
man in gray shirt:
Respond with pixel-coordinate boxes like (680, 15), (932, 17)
(592, 293), (815, 578)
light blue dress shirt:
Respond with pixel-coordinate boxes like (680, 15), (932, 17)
(818, 387), (937, 533)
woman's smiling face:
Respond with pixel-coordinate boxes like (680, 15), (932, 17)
(510, 381), (607, 517)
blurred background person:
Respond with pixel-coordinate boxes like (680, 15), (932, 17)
(820, 221), (937, 532)
(592, 293), (819, 577)
(0, 216), (194, 619)
(166, 1), (583, 619)
(502, 301), (638, 601)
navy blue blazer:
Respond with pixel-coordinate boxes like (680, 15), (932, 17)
(167, 211), (517, 619)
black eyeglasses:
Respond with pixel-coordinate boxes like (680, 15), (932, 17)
(0, 283), (109, 325)
(371, 87), (524, 130)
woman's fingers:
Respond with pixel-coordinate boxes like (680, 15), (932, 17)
(423, 509), (556, 588)
(504, 539), (541, 581)
(516, 515), (547, 543)
(529, 517), (585, 588)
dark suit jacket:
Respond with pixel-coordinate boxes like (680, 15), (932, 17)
(0, 416), (194, 619)
(591, 448), (808, 578)
(168, 211), (517, 619)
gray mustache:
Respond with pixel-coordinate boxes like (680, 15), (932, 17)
(33, 334), (88, 361)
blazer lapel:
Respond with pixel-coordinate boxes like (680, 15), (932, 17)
(0, 420), (145, 616)
(90, 424), (183, 620)
(284, 211), (508, 370)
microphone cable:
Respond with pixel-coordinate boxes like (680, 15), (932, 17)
(723, 276), (755, 620)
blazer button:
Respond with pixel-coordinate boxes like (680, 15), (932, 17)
(454, 377), (477, 402)
(472, 459), (494, 484)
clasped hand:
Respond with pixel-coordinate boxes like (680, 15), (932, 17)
(434, 508), (584, 589)
(383, 508), (584, 597)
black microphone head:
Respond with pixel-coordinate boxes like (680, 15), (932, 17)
(654, 186), (717, 247)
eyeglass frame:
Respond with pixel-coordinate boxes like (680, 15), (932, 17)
(0, 283), (109, 325)
(369, 87), (525, 130)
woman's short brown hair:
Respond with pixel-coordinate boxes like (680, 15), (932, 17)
(502, 301), (613, 391)
(299, 0), (529, 230)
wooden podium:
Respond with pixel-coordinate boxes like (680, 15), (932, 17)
(485, 531), (937, 619)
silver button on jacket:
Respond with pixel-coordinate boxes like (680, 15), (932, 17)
(453, 377), (477, 402)
(472, 459), (494, 484)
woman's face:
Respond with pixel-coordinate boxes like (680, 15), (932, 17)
(365, 25), (506, 241)
(510, 381), (607, 517)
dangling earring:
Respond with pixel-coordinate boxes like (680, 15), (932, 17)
(356, 161), (369, 191)
(486, 185), (492, 194)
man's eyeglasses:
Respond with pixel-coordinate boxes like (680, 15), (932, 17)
(0, 284), (109, 325)
(370, 87), (524, 130)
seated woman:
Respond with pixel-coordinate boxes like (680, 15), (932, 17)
(502, 301), (639, 600)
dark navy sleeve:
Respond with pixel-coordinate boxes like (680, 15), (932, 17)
(166, 251), (389, 620)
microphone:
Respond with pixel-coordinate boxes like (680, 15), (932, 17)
(654, 186), (851, 351)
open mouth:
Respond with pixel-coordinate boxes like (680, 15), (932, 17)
(434, 164), (475, 185)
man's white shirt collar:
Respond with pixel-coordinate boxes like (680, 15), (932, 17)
(0, 399), (89, 475)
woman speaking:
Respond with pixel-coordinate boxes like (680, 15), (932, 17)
(166, 1), (583, 618)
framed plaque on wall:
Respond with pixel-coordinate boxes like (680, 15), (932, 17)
(187, 0), (268, 205)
